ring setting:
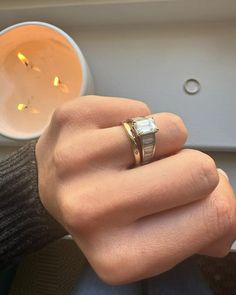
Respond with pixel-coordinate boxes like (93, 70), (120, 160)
(123, 116), (158, 166)
(132, 117), (158, 136)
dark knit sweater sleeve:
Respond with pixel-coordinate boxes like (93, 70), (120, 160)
(0, 141), (66, 271)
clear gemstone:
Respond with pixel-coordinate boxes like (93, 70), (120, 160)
(133, 118), (157, 135)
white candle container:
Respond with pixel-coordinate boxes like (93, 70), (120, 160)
(0, 21), (94, 141)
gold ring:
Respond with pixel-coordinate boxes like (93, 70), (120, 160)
(124, 116), (158, 165)
(122, 121), (141, 166)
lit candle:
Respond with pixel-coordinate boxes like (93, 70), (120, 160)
(0, 22), (93, 140)
(17, 52), (31, 67)
(17, 52), (41, 72)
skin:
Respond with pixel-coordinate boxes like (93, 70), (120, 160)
(36, 95), (236, 285)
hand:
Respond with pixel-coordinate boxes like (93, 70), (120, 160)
(36, 95), (236, 285)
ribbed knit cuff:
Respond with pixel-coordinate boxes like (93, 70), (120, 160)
(0, 141), (66, 271)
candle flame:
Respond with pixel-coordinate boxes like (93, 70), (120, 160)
(17, 103), (39, 114)
(53, 76), (69, 93)
(53, 76), (60, 87)
(17, 103), (28, 111)
(17, 52), (30, 67)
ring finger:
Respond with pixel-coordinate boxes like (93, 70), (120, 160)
(103, 112), (188, 169)
(56, 112), (188, 172)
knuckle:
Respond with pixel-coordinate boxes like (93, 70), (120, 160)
(97, 255), (172, 285)
(52, 96), (97, 128)
(92, 250), (128, 285)
(63, 196), (107, 234)
(77, 206), (101, 232)
(60, 194), (88, 233)
(94, 261), (119, 285)
(164, 113), (188, 143)
(76, 100), (97, 123)
(52, 143), (88, 177)
(199, 154), (219, 192)
(190, 151), (219, 194)
(52, 104), (71, 127)
(76, 100), (89, 115)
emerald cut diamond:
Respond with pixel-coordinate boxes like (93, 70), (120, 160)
(133, 117), (158, 136)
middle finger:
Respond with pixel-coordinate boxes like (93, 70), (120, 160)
(87, 149), (219, 224)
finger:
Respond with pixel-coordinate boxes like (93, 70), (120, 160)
(51, 95), (150, 130)
(53, 112), (188, 172)
(118, 149), (218, 221)
(104, 112), (188, 168)
(199, 171), (236, 257)
(77, 149), (219, 224)
(108, 174), (236, 283)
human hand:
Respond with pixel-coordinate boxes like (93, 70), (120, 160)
(35, 96), (236, 284)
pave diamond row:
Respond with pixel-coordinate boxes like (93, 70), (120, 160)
(131, 117), (158, 165)
(140, 133), (156, 164)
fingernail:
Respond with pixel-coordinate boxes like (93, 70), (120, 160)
(217, 168), (229, 181)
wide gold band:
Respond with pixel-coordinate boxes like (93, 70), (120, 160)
(122, 122), (141, 166)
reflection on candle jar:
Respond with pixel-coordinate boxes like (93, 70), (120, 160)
(0, 22), (93, 140)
